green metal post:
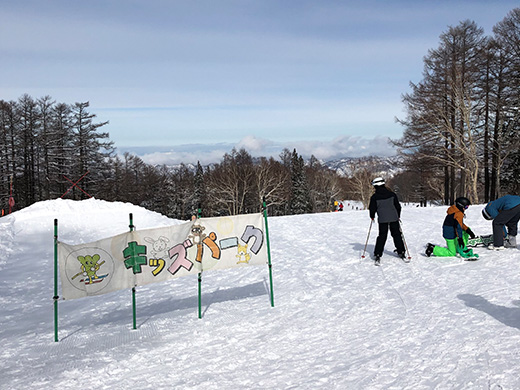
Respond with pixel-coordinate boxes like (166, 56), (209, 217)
(198, 273), (202, 319)
(197, 205), (202, 319)
(129, 213), (137, 330)
(54, 219), (59, 342)
(132, 287), (137, 329)
(262, 198), (275, 307)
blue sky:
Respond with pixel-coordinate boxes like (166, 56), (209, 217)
(1, 1), (518, 164)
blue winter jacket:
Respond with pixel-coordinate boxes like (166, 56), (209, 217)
(483, 195), (520, 219)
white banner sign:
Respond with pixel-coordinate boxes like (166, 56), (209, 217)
(58, 213), (268, 300)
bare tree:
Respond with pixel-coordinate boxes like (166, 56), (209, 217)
(344, 158), (381, 209)
(254, 156), (289, 211)
(489, 8), (520, 197)
(70, 102), (112, 199)
(394, 21), (486, 204)
(207, 148), (255, 215)
(306, 156), (342, 212)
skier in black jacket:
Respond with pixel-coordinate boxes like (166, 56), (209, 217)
(368, 177), (405, 263)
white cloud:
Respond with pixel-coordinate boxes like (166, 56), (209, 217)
(286, 135), (395, 161)
(130, 135), (396, 166)
(235, 135), (275, 152)
(137, 147), (231, 167)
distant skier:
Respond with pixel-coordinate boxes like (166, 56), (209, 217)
(425, 197), (477, 259)
(481, 195), (520, 250)
(369, 177), (405, 264)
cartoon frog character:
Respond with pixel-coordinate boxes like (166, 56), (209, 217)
(73, 254), (105, 284)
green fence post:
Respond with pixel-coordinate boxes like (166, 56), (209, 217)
(54, 218), (59, 341)
(132, 286), (137, 330)
(262, 198), (274, 307)
(129, 213), (137, 330)
(197, 205), (203, 319)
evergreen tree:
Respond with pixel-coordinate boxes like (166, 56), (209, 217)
(290, 149), (312, 214)
(191, 161), (206, 214)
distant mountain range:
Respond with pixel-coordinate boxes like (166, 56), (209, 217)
(163, 155), (404, 179)
(323, 155), (403, 177)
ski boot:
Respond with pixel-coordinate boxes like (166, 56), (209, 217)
(505, 235), (517, 248)
(425, 243), (435, 257)
(460, 247), (479, 260)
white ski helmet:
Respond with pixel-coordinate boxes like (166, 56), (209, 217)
(371, 177), (385, 187)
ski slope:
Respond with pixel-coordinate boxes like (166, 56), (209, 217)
(1, 198), (519, 389)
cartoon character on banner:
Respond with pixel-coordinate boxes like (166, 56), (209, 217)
(143, 236), (171, 277)
(189, 222), (206, 262)
(144, 236), (170, 258)
(72, 254), (108, 284)
(236, 243), (251, 264)
(188, 221), (221, 263)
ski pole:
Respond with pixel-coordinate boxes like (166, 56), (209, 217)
(361, 219), (373, 259)
(399, 220), (412, 260)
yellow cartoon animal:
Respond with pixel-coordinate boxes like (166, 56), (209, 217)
(236, 243), (251, 264)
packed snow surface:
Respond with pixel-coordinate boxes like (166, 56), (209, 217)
(1, 198), (520, 389)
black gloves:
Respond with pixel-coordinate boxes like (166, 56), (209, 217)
(457, 237), (465, 248)
(466, 228), (475, 239)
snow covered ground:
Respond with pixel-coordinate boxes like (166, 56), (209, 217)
(1, 198), (519, 389)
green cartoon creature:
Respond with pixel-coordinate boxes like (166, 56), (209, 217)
(72, 254), (106, 284)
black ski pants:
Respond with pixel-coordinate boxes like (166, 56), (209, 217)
(374, 221), (405, 257)
(492, 204), (520, 246)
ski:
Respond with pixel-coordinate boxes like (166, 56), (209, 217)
(394, 249), (411, 263)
